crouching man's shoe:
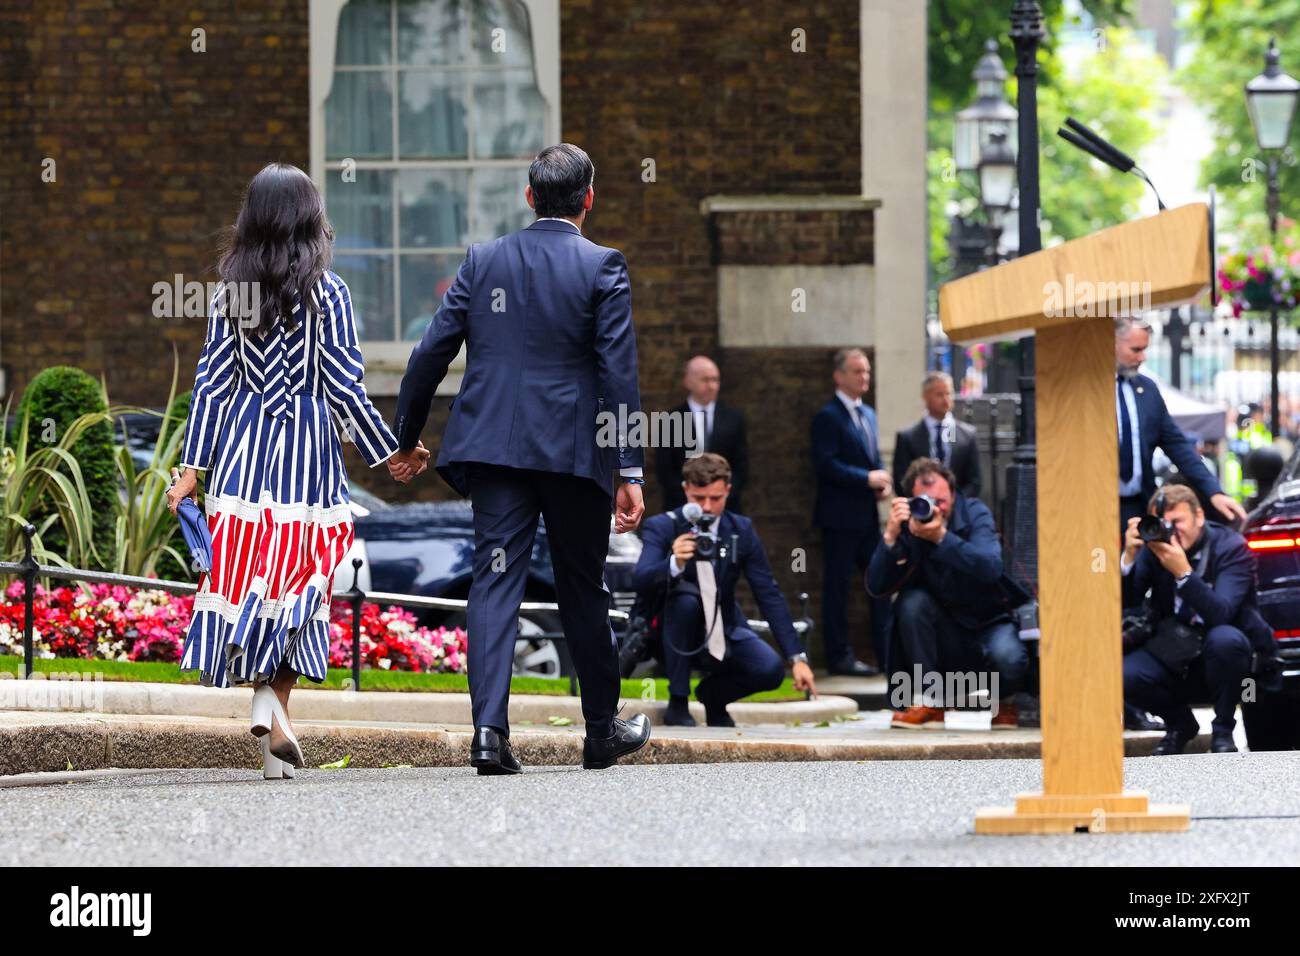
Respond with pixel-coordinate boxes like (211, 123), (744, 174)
(1150, 716), (1200, 756)
(661, 695), (696, 727)
(470, 726), (522, 775)
(890, 706), (945, 729)
(1210, 730), (1239, 753)
(582, 714), (651, 769)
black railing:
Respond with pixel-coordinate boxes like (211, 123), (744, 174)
(0, 525), (812, 696)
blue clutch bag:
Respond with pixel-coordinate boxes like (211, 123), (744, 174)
(176, 497), (213, 573)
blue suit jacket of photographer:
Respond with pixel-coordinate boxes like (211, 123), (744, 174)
(631, 509), (803, 658)
(393, 219), (643, 498)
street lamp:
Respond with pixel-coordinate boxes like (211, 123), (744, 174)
(1245, 36), (1300, 437)
(955, 39), (1020, 172)
(978, 130), (1017, 220)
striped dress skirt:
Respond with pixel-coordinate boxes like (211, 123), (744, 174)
(181, 389), (355, 687)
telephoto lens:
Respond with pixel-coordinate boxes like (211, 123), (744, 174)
(909, 494), (938, 523)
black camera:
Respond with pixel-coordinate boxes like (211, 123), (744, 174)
(909, 494), (940, 524)
(1137, 490), (1174, 544)
(681, 502), (719, 559)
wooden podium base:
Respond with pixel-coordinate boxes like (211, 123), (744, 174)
(974, 791), (1190, 834)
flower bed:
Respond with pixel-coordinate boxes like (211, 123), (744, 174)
(0, 581), (466, 675)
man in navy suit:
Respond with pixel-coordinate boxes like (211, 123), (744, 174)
(1121, 483), (1278, 755)
(391, 144), (651, 774)
(812, 347), (893, 675)
(1115, 317), (1246, 532)
(632, 453), (816, 726)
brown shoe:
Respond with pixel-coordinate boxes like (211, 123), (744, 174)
(891, 706), (945, 729)
(991, 701), (1019, 729)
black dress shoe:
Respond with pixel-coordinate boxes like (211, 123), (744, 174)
(827, 657), (880, 677)
(1123, 706), (1165, 732)
(705, 708), (735, 728)
(582, 714), (651, 769)
(1210, 730), (1239, 753)
(1151, 718), (1200, 756)
(470, 726), (521, 775)
(661, 696), (696, 727)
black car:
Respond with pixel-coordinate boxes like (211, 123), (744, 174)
(1237, 463), (1300, 750)
(347, 484), (642, 679)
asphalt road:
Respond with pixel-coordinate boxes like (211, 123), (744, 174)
(3, 753), (1298, 866)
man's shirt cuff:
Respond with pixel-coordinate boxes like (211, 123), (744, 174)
(619, 467), (644, 478)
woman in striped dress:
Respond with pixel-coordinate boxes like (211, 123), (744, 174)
(166, 163), (427, 778)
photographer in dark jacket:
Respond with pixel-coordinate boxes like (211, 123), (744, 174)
(1122, 483), (1279, 755)
(632, 453), (816, 727)
(867, 458), (1028, 730)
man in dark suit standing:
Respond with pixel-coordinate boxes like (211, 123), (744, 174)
(1115, 316), (1246, 532)
(893, 371), (981, 500)
(811, 347), (893, 676)
(390, 144), (650, 774)
(654, 355), (750, 514)
(633, 453), (816, 726)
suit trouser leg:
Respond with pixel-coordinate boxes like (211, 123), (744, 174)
(662, 589), (705, 699)
(695, 626), (786, 707)
(466, 464), (541, 737)
(857, 527), (890, 665)
(821, 528), (860, 665)
(538, 471), (620, 739)
(1123, 647), (1196, 732)
(1202, 624), (1253, 736)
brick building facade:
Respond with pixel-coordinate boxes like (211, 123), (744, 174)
(0, 0), (926, 664)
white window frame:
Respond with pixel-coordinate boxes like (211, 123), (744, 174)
(308, 0), (560, 395)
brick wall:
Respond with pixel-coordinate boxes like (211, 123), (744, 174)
(0, 0), (310, 405)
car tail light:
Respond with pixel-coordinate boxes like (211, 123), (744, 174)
(1246, 534), (1300, 551)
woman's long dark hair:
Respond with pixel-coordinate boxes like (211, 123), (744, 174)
(217, 163), (333, 336)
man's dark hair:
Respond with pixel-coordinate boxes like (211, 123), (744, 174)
(528, 143), (594, 218)
(901, 457), (958, 496)
(682, 452), (732, 487)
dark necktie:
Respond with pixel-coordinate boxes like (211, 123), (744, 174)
(1118, 377), (1134, 483)
(933, 420), (946, 464)
(855, 405), (876, 462)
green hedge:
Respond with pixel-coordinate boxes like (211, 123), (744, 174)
(15, 366), (116, 564)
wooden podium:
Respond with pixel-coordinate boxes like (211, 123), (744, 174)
(939, 203), (1212, 834)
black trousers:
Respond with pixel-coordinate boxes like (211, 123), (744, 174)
(465, 463), (619, 738)
(821, 526), (890, 665)
(1123, 624), (1253, 736)
(661, 588), (785, 706)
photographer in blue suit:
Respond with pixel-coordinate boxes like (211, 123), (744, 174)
(1115, 316), (1246, 531)
(632, 453), (817, 727)
(392, 144), (650, 774)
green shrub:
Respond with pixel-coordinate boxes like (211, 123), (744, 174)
(15, 367), (116, 564)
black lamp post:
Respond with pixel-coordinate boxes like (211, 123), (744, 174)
(1002, 0), (1045, 588)
(1245, 37), (1300, 438)
(978, 128), (1017, 262)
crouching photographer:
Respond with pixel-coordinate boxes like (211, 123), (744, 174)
(630, 453), (816, 727)
(1122, 483), (1282, 755)
(867, 457), (1030, 729)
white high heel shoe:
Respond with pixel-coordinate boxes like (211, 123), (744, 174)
(251, 683), (305, 769)
(260, 732), (295, 779)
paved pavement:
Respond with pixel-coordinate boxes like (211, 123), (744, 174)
(3, 752), (1297, 866)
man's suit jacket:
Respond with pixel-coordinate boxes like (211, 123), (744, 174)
(393, 219), (643, 497)
(866, 493), (1010, 633)
(811, 396), (884, 532)
(1123, 372), (1220, 504)
(654, 400), (749, 513)
(1121, 521), (1273, 656)
(893, 417), (981, 500)
(631, 509), (802, 658)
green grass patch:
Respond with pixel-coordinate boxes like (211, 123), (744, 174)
(0, 655), (804, 703)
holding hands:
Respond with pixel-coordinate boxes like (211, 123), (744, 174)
(388, 441), (431, 484)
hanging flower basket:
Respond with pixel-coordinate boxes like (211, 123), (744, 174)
(1219, 245), (1300, 317)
